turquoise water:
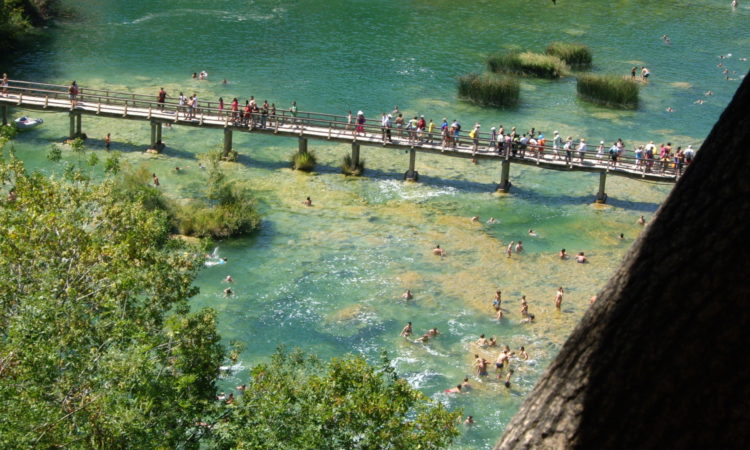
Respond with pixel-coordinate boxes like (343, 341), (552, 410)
(4, 0), (749, 447)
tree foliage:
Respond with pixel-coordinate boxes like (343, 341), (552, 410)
(211, 348), (461, 449)
(0, 155), (224, 448)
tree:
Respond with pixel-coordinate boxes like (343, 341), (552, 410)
(496, 72), (750, 448)
(0, 155), (224, 448)
(211, 348), (461, 449)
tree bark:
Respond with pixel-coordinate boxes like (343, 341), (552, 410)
(497, 71), (750, 449)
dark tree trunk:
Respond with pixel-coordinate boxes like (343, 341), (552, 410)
(497, 71), (750, 449)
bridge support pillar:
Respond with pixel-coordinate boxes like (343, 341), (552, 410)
(75, 113), (82, 137)
(298, 137), (308, 153)
(156, 121), (163, 145)
(405, 148), (418, 181)
(148, 120), (164, 152)
(223, 128), (233, 157)
(498, 159), (511, 193)
(1, 105), (7, 126)
(351, 142), (360, 167)
(68, 112), (76, 139)
(595, 171), (608, 203)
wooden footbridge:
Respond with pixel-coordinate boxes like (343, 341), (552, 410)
(0, 80), (679, 203)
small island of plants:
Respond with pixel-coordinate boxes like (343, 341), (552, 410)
(486, 51), (568, 79)
(458, 73), (520, 108)
(576, 74), (639, 109)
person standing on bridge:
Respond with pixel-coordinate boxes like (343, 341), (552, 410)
(157, 88), (168, 111)
(552, 131), (563, 160)
(2, 73), (9, 97)
(427, 118), (435, 144)
(355, 111), (366, 136)
(577, 138), (587, 163)
(290, 100), (298, 127)
(470, 123), (481, 154)
(68, 81), (79, 108)
(230, 98), (239, 123)
(563, 136), (574, 164)
(260, 100), (269, 128)
(218, 97), (224, 118)
(178, 92), (186, 119)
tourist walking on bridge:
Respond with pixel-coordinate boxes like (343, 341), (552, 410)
(157, 88), (167, 111)
(68, 81), (79, 108)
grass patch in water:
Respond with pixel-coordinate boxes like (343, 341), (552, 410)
(341, 154), (365, 176)
(487, 51), (567, 78)
(576, 74), (639, 109)
(457, 73), (520, 107)
(291, 150), (316, 172)
(546, 42), (592, 67)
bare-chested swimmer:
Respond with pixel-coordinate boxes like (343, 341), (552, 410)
(400, 321), (413, 337)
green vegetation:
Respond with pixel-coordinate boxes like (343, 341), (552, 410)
(112, 154), (261, 239)
(212, 348), (461, 448)
(0, 0), (60, 49)
(577, 74), (639, 108)
(487, 51), (568, 78)
(291, 149), (316, 171)
(0, 153), (461, 447)
(546, 42), (592, 67)
(341, 153), (365, 176)
(458, 73), (520, 107)
(0, 155), (224, 447)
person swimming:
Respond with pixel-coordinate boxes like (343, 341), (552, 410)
(486, 217), (497, 224)
(559, 248), (567, 259)
(303, 196), (313, 206)
(433, 245), (446, 256)
(204, 257), (228, 267)
(400, 321), (413, 337)
(402, 289), (413, 300)
(515, 241), (524, 253)
(506, 242), (514, 258)
(528, 229), (538, 237)
(576, 252), (587, 263)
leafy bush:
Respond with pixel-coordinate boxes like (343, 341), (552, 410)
(341, 153), (365, 176)
(291, 150), (316, 171)
(487, 51), (568, 78)
(173, 188), (260, 239)
(546, 42), (592, 67)
(577, 74), (639, 108)
(458, 73), (520, 107)
(211, 348), (461, 448)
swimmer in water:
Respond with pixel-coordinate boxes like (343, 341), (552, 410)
(559, 248), (567, 259)
(415, 333), (430, 343)
(732, 0), (738, 9)
(464, 416), (475, 425)
(528, 229), (537, 237)
(495, 308), (504, 320)
(224, 275), (233, 283)
(492, 290), (502, 311)
(521, 313), (536, 324)
(476, 334), (489, 347)
(223, 287), (234, 297)
(637, 215), (646, 225)
(402, 289), (413, 300)
(576, 252), (587, 263)
(661, 34), (671, 44)
(445, 384), (462, 394)
(619, 233), (625, 239)
(519, 346), (529, 360)
(400, 321), (413, 337)
(515, 241), (523, 253)
(506, 242), (514, 258)
(520, 296), (529, 317)
(474, 355), (489, 377)
(504, 369), (514, 388)
(461, 377), (472, 390)
(555, 287), (564, 310)
(666, 107), (674, 113)
(303, 196), (312, 206)
(428, 328), (439, 337)
(488, 337), (497, 347)
(486, 217), (497, 224)
(433, 245), (446, 256)
(471, 216), (479, 223)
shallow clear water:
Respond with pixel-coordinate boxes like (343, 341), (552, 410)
(4, 0), (749, 447)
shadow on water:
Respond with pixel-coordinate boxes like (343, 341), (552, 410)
(508, 186), (662, 213)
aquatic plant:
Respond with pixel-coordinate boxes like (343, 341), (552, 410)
(487, 51), (567, 78)
(291, 150), (316, 171)
(341, 153), (365, 176)
(458, 73), (520, 107)
(546, 42), (592, 67)
(577, 74), (639, 109)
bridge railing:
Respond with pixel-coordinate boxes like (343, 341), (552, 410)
(4, 80), (683, 177)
